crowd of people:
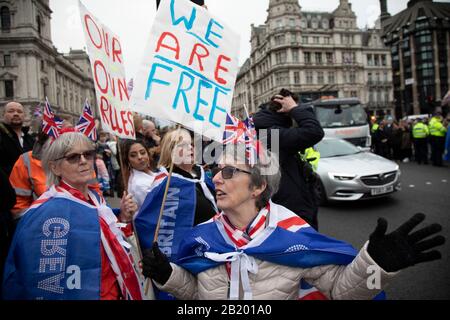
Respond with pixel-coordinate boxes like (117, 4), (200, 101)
(0, 93), (446, 300)
(370, 113), (449, 167)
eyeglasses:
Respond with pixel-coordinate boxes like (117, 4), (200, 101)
(212, 166), (251, 180)
(55, 150), (96, 164)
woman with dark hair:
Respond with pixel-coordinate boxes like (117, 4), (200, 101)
(121, 139), (158, 209)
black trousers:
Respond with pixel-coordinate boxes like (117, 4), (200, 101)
(414, 138), (428, 164)
(430, 136), (445, 166)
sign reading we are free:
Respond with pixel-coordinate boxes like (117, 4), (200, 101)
(131, 0), (240, 142)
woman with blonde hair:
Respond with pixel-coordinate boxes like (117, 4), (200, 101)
(157, 128), (217, 225)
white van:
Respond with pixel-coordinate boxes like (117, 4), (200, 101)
(305, 98), (371, 148)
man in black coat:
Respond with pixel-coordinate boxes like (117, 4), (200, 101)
(0, 102), (35, 175)
(253, 93), (324, 230)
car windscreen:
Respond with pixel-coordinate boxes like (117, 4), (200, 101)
(315, 104), (368, 128)
(316, 139), (361, 158)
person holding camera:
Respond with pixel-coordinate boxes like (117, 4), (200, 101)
(253, 90), (324, 230)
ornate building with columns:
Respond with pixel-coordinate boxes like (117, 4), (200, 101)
(232, 0), (393, 118)
(0, 0), (96, 127)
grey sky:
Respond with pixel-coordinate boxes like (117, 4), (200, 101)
(50, 0), (411, 80)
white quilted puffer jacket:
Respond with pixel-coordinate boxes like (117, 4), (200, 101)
(156, 242), (397, 300)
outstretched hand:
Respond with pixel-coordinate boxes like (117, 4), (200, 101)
(367, 213), (445, 272)
(142, 242), (173, 285)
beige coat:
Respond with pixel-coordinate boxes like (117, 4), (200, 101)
(156, 242), (397, 300)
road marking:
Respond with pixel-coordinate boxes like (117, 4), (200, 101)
(426, 182), (432, 185)
(409, 185), (415, 188)
(443, 180), (448, 183)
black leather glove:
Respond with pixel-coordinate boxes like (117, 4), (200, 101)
(367, 213), (445, 272)
(142, 242), (173, 285)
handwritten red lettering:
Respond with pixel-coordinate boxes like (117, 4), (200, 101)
(156, 32), (181, 60)
(214, 55), (231, 85)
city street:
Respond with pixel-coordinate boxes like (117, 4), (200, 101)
(319, 161), (450, 300)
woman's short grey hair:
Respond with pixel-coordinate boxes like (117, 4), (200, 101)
(222, 144), (281, 210)
(42, 132), (95, 187)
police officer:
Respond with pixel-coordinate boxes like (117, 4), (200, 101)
(429, 113), (448, 167)
(412, 119), (429, 165)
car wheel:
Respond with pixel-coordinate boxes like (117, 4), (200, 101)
(314, 178), (328, 206)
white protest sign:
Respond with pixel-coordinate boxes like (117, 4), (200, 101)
(130, 0), (240, 142)
(79, 1), (136, 139)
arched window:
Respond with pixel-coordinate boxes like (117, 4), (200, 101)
(1, 6), (11, 31)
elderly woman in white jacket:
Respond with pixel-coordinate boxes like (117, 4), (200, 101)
(142, 144), (445, 300)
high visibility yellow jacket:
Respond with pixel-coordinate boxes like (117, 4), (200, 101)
(301, 147), (321, 172)
(412, 123), (429, 139)
(429, 117), (447, 137)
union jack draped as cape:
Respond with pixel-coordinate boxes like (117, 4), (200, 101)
(2, 186), (143, 300)
(176, 201), (385, 300)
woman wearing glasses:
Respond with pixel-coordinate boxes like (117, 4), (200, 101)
(3, 132), (143, 300)
(142, 144), (445, 300)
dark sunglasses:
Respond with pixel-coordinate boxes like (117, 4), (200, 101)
(55, 150), (96, 164)
(212, 166), (251, 180)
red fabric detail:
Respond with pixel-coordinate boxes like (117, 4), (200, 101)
(121, 223), (134, 238)
(58, 181), (95, 205)
(100, 245), (121, 300)
(99, 218), (142, 300)
(277, 216), (307, 230)
(299, 291), (328, 300)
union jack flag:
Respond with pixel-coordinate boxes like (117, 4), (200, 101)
(222, 113), (247, 145)
(223, 113), (261, 165)
(42, 98), (62, 139)
(76, 100), (98, 141)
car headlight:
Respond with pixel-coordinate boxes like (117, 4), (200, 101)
(328, 173), (357, 181)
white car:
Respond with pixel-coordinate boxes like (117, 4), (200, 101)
(315, 138), (401, 204)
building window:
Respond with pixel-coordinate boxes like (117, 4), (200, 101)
(304, 52), (311, 64)
(292, 50), (299, 62)
(350, 72), (356, 83)
(315, 52), (322, 65)
(306, 71), (313, 84)
(1, 6), (11, 31)
(317, 72), (324, 84)
(313, 36), (319, 44)
(302, 36), (308, 44)
(294, 71), (300, 84)
(41, 60), (46, 72)
(381, 55), (387, 66)
(324, 37), (330, 45)
(4, 54), (11, 66)
(4, 80), (14, 98)
(328, 72), (335, 84)
(275, 34), (285, 45)
(326, 52), (333, 64)
(275, 50), (287, 64)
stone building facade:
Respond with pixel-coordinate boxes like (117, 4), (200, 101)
(0, 0), (96, 128)
(380, 0), (450, 118)
(232, 0), (393, 118)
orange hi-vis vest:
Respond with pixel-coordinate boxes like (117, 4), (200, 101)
(9, 151), (102, 219)
(9, 151), (47, 218)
